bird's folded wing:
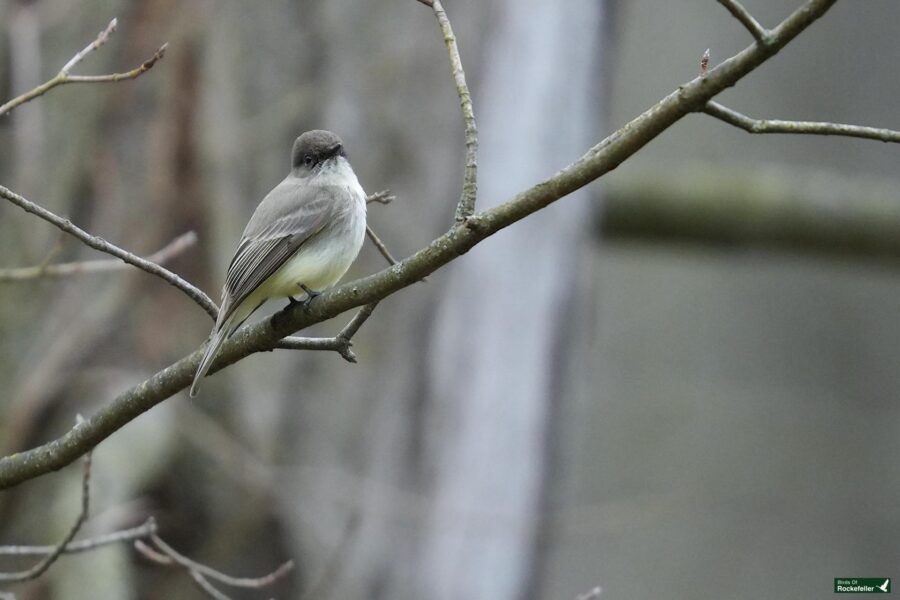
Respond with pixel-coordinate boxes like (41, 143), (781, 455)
(218, 188), (337, 325)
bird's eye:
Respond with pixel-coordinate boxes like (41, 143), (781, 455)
(304, 154), (314, 167)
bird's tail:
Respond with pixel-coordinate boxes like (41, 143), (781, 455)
(189, 324), (231, 397)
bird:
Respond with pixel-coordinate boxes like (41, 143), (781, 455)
(190, 130), (367, 397)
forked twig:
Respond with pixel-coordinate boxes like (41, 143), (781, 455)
(0, 17), (167, 117)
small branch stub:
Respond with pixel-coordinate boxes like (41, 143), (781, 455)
(700, 48), (710, 77)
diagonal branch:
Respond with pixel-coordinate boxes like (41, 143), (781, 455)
(0, 231), (197, 281)
(135, 534), (293, 599)
(717, 0), (772, 45)
(419, 0), (478, 221)
(703, 100), (900, 142)
(0, 17), (167, 117)
(0, 0), (844, 490)
(0, 185), (218, 319)
(366, 225), (400, 266)
(0, 448), (92, 582)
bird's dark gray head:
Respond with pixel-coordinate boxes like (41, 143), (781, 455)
(291, 130), (347, 173)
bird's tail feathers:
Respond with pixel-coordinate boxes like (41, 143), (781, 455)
(189, 324), (231, 398)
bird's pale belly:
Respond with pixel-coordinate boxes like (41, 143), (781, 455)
(263, 220), (365, 300)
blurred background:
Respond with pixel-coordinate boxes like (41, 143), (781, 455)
(1, 0), (899, 598)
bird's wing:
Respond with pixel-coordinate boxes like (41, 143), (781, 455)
(217, 183), (338, 327)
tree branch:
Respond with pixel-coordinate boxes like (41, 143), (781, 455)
(0, 519), (157, 556)
(0, 231), (197, 281)
(0, 17), (167, 117)
(366, 190), (395, 205)
(703, 100), (900, 142)
(276, 301), (379, 363)
(135, 535), (293, 599)
(0, 185), (218, 319)
(0, 449), (92, 582)
(717, 0), (772, 45)
(420, 0), (479, 220)
(366, 224), (400, 266)
(0, 0), (844, 490)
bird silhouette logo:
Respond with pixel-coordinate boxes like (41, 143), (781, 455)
(878, 579), (890, 593)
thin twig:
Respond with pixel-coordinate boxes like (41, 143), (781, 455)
(0, 231), (197, 281)
(366, 225), (400, 266)
(146, 534), (294, 589)
(189, 570), (233, 600)
(576, 586), (603, 600)
(0, 185), (218, 319)
(717, 0), (771, 44)
(276, 334), (357, 362)
(421, 0), (478, 220)
(0, 450), (92, 582)
(60, 18), (118, 75)
(0, 518), (157, 556)
(276, 301), (379, 362)
(366, 190), (395, 205)
(703, 101), (900, 143)
(0, 16), (167, 117)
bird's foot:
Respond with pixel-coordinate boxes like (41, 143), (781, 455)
(299, 284), (321, 311)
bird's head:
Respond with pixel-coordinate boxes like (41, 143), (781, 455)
(291, 130), (347, 175)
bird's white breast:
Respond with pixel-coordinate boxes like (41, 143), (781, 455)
(265, 157), (366, 298)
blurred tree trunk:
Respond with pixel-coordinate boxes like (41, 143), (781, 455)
(414, 1), (607, 598)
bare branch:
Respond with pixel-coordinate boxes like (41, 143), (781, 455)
(0, 232), (197, 281)
(0, 450), (92, 582)
(366, 190), (395, 205)
(0, 16), (167, 117)
(60, 18), (118, 75)
(0, 518), (157, 556)
(0, 0), (843, 490)
(420, 0), (478, 220)
(700, 48), (710, 77)
(141, 534), (293, 589)
(276, 334), (357, 362)
(0, 185), (218, 319)
(576, 586), (603, 600)
(366, 225), (400, 266)
(717, 0), (772, 44)
(276, 301), (379, 362)
(189, 570), (233, 600)
(703, 101), (900, 143)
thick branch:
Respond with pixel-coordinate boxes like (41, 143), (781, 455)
(718, 0), (772, 44)
(0, 0), (841, 490)
(422, 0), (479, 220)
(0, 185), (217, 319)
(0, 17), (166, 117)
(0, 232), (196, 281)
(704, 100), (900, 143)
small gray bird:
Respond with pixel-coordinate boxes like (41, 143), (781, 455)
(190, 130), (367, 397)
